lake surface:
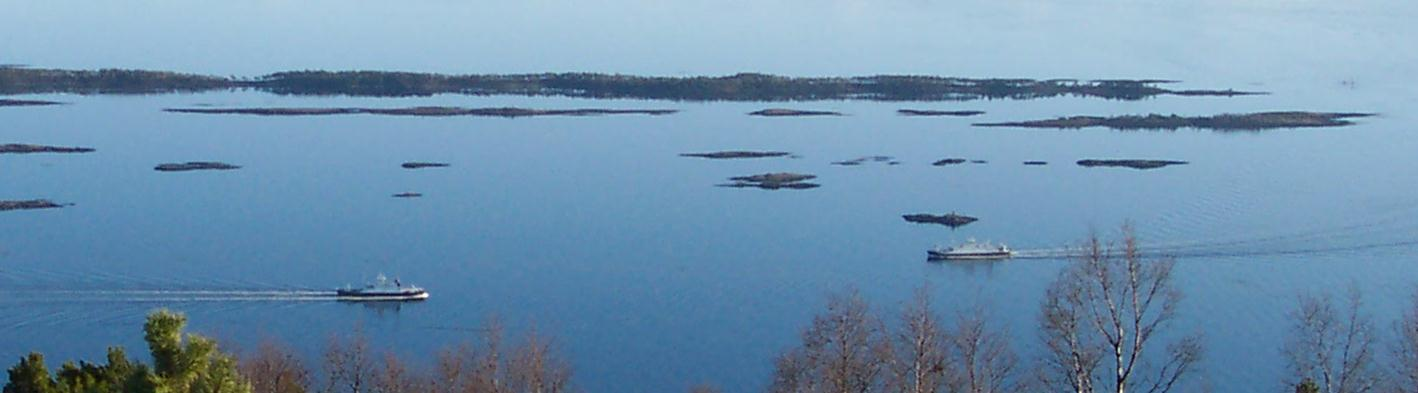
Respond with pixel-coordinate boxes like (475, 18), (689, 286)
(4, 1), (1418, 392)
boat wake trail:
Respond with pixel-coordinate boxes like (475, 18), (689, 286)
(0, 289), (339, 304)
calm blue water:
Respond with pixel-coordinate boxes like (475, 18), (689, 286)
(5, 1), (1418, 392)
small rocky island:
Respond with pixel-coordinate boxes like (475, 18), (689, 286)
(749, 109), (843, 117)
(0, 99), (62, 107)
(903, 213), (979, 228)
(401, 162), (450, 169)
(1023, 161), (1049, 166)
(719, 173), (820, 190)
(1077, 159), (1188, 169)
(975, 112), (1373, 131)
(898, 109), (985, 117)
(932, 158), (970, 166)
(680, 151), (792, 159)
(154, 162), (241, 172)
(164, 107), (678, 118)
(0, 144), (95, 154)
(392, 192), (423, 198)
(0, 199), (68, 212)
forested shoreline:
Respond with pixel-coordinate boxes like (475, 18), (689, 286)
(0, 67), (1256, 101)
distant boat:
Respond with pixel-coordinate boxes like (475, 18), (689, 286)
(928, 239), (1013, 261)
(336, 274), (429, 301)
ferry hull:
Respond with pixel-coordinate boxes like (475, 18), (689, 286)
(335, 290), (430, 302)
(927, 251), (1013, 261)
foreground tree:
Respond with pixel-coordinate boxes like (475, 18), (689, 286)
(240, 340), (309, 393)
(770, 290), (891, 393)
(1038, 226), (1202, 393)
(1284, 288), (1377, 393)
(1392, 291), (1418, 393)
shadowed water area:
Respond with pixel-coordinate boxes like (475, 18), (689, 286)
(4, 1), (1418, 392)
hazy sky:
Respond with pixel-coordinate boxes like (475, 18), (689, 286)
(2, 0), (1415, 84)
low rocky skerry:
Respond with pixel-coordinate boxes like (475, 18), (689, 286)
(402, 162), (450, 169)
(975, 112), (1373, 131)
(719, 173), (820, 190)
(898, 109), (985, 117)
(0, 99), (62, 107)
(903, 213), (979, 228)
(1077, 159), (1188, 170)
(749, 109), (843, 117)
(680, 151), (792, 159)
(0, 144), (94, 154)
(154, 162), (241, 172)
(164, 107), (678, 118)
(0, 199), (68, 212)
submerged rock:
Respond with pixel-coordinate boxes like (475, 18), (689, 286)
(748, 108), (843, 117)
(720, 172), (820, 190)
(1076, 159), (1188, 170)
(898, 109), (985, 117)
(679, 151), (792, 159)
(154, 162), (241, 172)
(401, 162), (450, 169)
(0, 99), (62, 107)
(975, 112), (1373, 131)
(903, 212), (979, 228)
(832, 156), (894, 166)
(0, 199), (68, 212)
(0, 144), (94, 154)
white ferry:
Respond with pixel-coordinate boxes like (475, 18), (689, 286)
(336, 274), (429, 301)
(928, 239), (1013, 261)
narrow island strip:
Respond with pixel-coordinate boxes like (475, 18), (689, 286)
(975, 112), (1372, 131)
(163, 107), (678, 117)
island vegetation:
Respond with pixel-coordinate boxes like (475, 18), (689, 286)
(679, 151), (792, 159)
(153, 162), (241, 172)
(0, 144), (94, 154)
(0, 199), (68, 212)
(1, 67), (1260, 101)
(719, 173), (820, 190)
(975, 112), (1372, 131)
(1077, 159), (1188, 169)
(164, 107), (677, 118)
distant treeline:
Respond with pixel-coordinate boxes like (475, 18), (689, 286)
(0, 67), (1255, 101)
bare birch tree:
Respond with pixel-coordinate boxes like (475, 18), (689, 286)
(507, 330), (573, 393)
(1284, 287), (1377, 393)
(1391, 290), (1418, 393)
(944, 309), (1017, 393)
(320, 332), (376, 393)
(239, 339), (309, 393)
(770, 289), (891, 393)
(1038, 226), (1202, 393)
(887, 288), (948, 393)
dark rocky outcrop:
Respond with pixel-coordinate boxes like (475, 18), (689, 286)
(719, 173), (820, 190)
(749, 109), (843, 117)
(1076, 159), (1188, 170)
(0, 199), (67, 212)
(975, 112), (1373, 131)
(0, 144), (95, 154)
(154, 162), (241, 172)
(932, 158), (968, 166)
(392, 193), (423, 198)
(903, 213), (978, 228)
(164, 107), (678, 117)
(1023, 161), (1049, 165)
(898, 109), (985, 117)
(401, 162), (450, 169)
(679, 151), (792, 159)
